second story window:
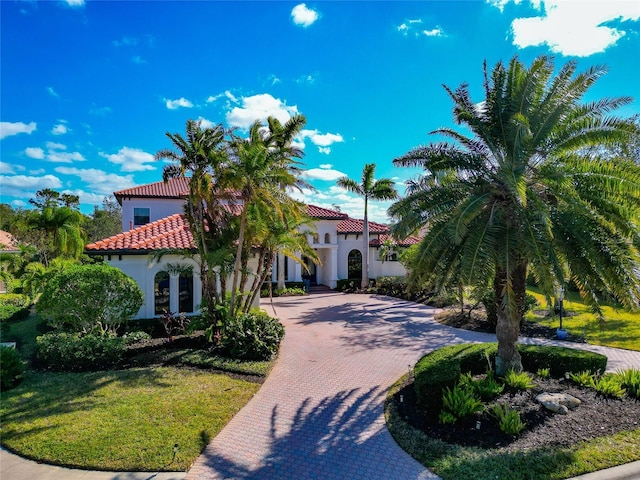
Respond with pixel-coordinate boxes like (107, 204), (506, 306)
(134, 207), (150, 226)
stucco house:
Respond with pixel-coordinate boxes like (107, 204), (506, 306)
(85, 177), (419, 319)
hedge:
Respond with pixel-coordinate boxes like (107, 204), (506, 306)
(413, 343), (608, 411)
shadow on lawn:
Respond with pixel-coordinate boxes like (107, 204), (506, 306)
(194, 386), (434, 480)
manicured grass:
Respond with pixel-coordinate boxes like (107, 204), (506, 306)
(385, 373), (640, 480)
(0, 367), (261, 471)
(526, 288), (640, 351)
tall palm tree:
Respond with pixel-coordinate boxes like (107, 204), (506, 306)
(390, 55), (640, 375)
(28, 206), (86, 264)
(337, 163), (398, 289)
(225, 115), (308, 317)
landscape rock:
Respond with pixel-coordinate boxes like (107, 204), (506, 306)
(536, 392), (581, 415)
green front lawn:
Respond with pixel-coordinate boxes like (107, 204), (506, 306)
(0, 367), (260, 471)
(526, 288), (640, 351)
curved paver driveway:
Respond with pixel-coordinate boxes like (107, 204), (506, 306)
(186, 292), (640, 480)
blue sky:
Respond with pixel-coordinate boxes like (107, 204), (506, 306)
(1, 0), (639, 223)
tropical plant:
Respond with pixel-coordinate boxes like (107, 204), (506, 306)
(503, 370), (536, 390)
(489, 402), (525, 435)
(568, 370), (597, 388)
(337, 163), (398, 289)
(389, 55), (640, 374)
(616, 368), (640, 399)
(37, 263), (143, 335)
(27, 205), (86, 264)
(440, 384), (484, 421)
(593, 374), (626, 398)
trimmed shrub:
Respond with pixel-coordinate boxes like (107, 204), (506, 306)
(0, 294), (32, 323)
(122, 330), (151, 345)
(35, 332), (125, 371)
(0, 346), (25, 390)
(336, 279), (361, 292)
(222, 311), (284, 361)
(519, 345), (607, 378)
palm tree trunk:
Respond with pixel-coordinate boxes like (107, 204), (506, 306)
(229, 207), (247, 318)
(277, 254), (285, 291)
(494, 263), (527, 376)
(362, 197), (369, 289)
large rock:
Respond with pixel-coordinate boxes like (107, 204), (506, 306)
(536, 392), (581, 415)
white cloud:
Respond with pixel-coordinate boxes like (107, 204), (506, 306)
(196, 116), (215, 129)
(0, 174), (62, 197)
(318, 147), (331, 155)
(225, 90), (238, 103)
(25, 147), (45, 159)
(61, 189), (112, 206)
(319, 164), (333, 169)
(54, 167), (136, 195)
(291, 3), (319, 27)
(268, 74), (281, 85)
(296, 129), (344, 154)
(52, 123), (68, 135)
(491, 0), (640, 56)
(303, 168), (346, 181)
(47, 86), (59, 97)
(90, 105), (112, 116)
(0, 162), (15, 174)
(29, 169), (46, 175)
(100, 146), (156, 172)
(165, 97), (194, 109)
(296, 74), (315, 84)
(1, 121), (37, 139)
(422, 27), (444, 37)
(226, 93), (299, 129)
(63, 0), (85, 7)
(207, 94), (223, 103)
(11, 200), (26, 208)
(46, 141), (66, 150)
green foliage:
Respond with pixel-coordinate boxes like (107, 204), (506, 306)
(121, 330), (151, 345)
(0, 293), (32, 323)
(37, 264), (143, 335)
(489, 402), (525, 436)
(616, 368), (640, 399)
(438, 410), (457, 425)
(0, 293), (31, 307)
(569, 370), (597, 388)
(35, 332), (125, 371)
(503, 370), (537, 390)
(159, 310), (190, 340)
(594, 374), (626, 399)
(336, 278), (361, 292)
(536, 367), (551, 378)
(519, 344), (608, 378)
(221, 310), (284, 360)
(0, 346), (25, 390)
(459, 371), (504, 401)
(440, 384), (484, 421)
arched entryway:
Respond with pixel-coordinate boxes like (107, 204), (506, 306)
(347, 249), (362, 281)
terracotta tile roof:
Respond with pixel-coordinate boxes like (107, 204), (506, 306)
(114, 177), (190, 202)
(85, 214), (195, 253)
(306, 205), (348, 219)
(369, 233), (422, 247)
(337, 217), (389, 234)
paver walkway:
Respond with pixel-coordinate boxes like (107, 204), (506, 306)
(186, 292), (640, 479)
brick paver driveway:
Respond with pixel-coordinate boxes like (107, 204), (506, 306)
(186, 292), (640, 480)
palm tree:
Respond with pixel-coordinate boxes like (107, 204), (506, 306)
(225, 116), (308, 317)
(390, 55), (640, 375)
(337, 163), (398, 289)
(156, 119), (234, 329)
(28, 206), (86, 264)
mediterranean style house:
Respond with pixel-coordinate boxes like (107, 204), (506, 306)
(85, 177), (419, 319)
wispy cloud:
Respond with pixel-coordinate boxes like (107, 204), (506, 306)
(47, 86), (60, 98)
(1, 121), (37, 140)
(303, 167), (346, 181)
(488, 0), (640, 56)
(100, 146), (156, 172)
(62, 0), (85, 7)
(164, 97), (194, 109)
(297, 129), (344, 154)
(131, 55), (147, 64)
(55, 166), (136, 195)
(25, 142), (85, 163)
(0, 174), (63, 197)
(291, 3), (319, 27)
(397, 18), (444, 38)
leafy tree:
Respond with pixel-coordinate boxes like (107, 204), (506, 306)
(37, 263), (143, 335)
(27, 205), (86, 264)
(390, 55), (640, 375)
(85, 196), (122, 242)
(337, 163), (398, 288)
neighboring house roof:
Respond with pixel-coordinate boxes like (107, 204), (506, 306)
(369, 233), (421, 248)
(0, 230), (20, 252)
(114, 177), (190, 203)
(306, 205), (348, 220)
(86, 214), (195, 253)
(337, 217), (389, 234)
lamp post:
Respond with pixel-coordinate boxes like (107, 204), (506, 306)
(557, 285), (567, 339)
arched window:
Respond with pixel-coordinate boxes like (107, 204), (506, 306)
(179, 272), (194, 313)
(312, 233), (319, 244)
(154, 271), (170, 315)
(347, 249), (362, 281)
(324, 233), (331, 244)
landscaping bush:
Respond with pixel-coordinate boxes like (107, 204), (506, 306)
(414, 343), (608, 410)
(35, 332), (125, 371)
(440, 384), (484, 422)
(122, 330), (151, 345)
(518, 345), (608, 378)
(222, 310), (284, 361)
(0, 346), (25, 390)
(336, 278), (360, 292)
(0, 293), (32, 323)
(37, 264), (143, 335)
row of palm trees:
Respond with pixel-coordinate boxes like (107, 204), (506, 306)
(158, 54), (640, 374)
